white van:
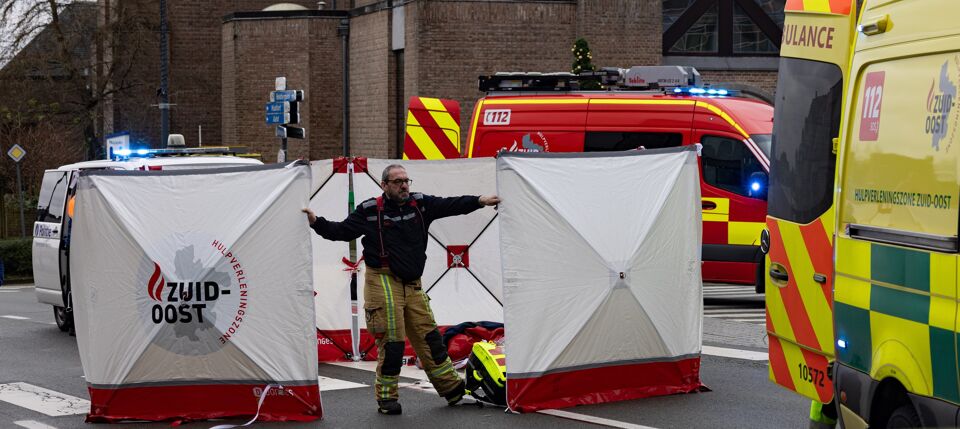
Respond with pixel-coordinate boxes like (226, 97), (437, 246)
(33, 151), (263, 333)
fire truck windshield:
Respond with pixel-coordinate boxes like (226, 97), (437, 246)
(750, 134), (772, 159)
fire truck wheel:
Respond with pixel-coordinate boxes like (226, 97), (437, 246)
(54, 306), (73, 332)
(886, 404), (920, 428)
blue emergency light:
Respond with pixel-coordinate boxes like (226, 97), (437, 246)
(837, 338), (847, 349)
(751, 181), (762, 192)
(672, 87), (730, 96)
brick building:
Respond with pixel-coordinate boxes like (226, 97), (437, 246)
(100, 0), (785, 161)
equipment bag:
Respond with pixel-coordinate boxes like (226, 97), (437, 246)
(465, 341), (506, 406)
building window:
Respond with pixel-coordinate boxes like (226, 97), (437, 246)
(663, 0), (784, 56)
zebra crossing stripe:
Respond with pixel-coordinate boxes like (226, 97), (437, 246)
(14, 421), (58, 429)
(0, 383), (88, 416)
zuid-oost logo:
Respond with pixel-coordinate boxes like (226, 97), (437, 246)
(925, 59), (958, 151)
(138, 237), (250, 356)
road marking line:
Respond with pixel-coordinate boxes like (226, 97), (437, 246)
(0, 383), (89, 416)
(537, 409), (659, 429)
(318, 376), (366, 391)
(702, 345), (767, 361)
(14, 420), (58, 429)
(1, 315), (29, 320)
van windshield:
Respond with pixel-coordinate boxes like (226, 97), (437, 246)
(768, 58), (843, 224)
(750, 134), (772, 159)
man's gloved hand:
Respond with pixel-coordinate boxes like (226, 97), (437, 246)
(301, 208), (317, 224)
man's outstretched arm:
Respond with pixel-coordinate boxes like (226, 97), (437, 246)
(302, 207), (367, 242)
(424, 194), (500, 219)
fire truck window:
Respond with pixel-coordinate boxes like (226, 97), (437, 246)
(700, 135), (765, 197)
(36, 171), (69, 224)
(584, 132), (682, 152)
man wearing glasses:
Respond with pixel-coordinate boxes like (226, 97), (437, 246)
(303, 164), (499, 415)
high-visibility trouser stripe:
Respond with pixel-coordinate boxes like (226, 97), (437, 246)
(431, 360), (455, 378)
(380, 274), (397, 340)
(420, 291), (435, 322)
(378, 375), (398, 400)
(766, 219), (833, 402)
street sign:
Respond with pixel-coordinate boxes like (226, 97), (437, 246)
(7, 144), (26, 163)
(270, 90), (304, 102)
(265, 101), (290, 113)
(276, 126), (287, 138)
(275, 77), (287, 91)
(285, 126), (306, 139)
(266, 113), (291, 124)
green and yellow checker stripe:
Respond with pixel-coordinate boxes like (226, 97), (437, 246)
(834, 238), (959, 402)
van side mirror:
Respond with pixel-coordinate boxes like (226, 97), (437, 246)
(748, 171), (768, 199)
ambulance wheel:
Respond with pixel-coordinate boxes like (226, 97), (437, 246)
(53, 306), (72, 332)
(886, 404), (920, 428)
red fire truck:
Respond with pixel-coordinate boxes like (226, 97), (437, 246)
(404, 66), (773, 290)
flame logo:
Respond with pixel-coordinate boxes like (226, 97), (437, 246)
(147, 262), (166, 302)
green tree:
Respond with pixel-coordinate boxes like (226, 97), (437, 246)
(571, 38), (600, 90)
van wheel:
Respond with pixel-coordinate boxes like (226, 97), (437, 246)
(755, 262), (765, 294)
(53, 306), (72, 332)
(886, 404), (921, 428)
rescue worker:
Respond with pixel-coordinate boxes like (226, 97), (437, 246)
(302, 164), (500, 415)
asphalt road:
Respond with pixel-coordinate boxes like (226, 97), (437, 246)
(0, 284), (809, 428)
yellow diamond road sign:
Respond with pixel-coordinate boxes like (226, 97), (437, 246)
(7, 144), (25, 163)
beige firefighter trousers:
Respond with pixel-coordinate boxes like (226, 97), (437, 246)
(363, 266), (462, 402)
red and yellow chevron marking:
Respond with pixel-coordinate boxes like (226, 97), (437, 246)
(785, 0), (852, 15)
(404, 97), (461, 160)
(766, 216), (835, 403)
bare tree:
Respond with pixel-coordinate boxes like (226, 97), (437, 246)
(0, 0), (156, 160)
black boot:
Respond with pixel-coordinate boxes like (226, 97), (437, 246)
(378, 400), (402, 415)
(444, 381), (466, 406)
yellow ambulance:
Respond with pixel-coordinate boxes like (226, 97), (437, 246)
(832, 0), (960, 426)
(767, 0), (960, 427)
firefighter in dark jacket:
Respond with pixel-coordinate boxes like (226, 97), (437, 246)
(303, 164), (500, 415)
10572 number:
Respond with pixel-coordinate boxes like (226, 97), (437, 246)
(798, 363), (826, 388)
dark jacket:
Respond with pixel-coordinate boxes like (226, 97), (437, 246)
(311, 192), (483, 282)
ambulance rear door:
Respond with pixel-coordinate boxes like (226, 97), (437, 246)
(765, 0), (858, 402)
